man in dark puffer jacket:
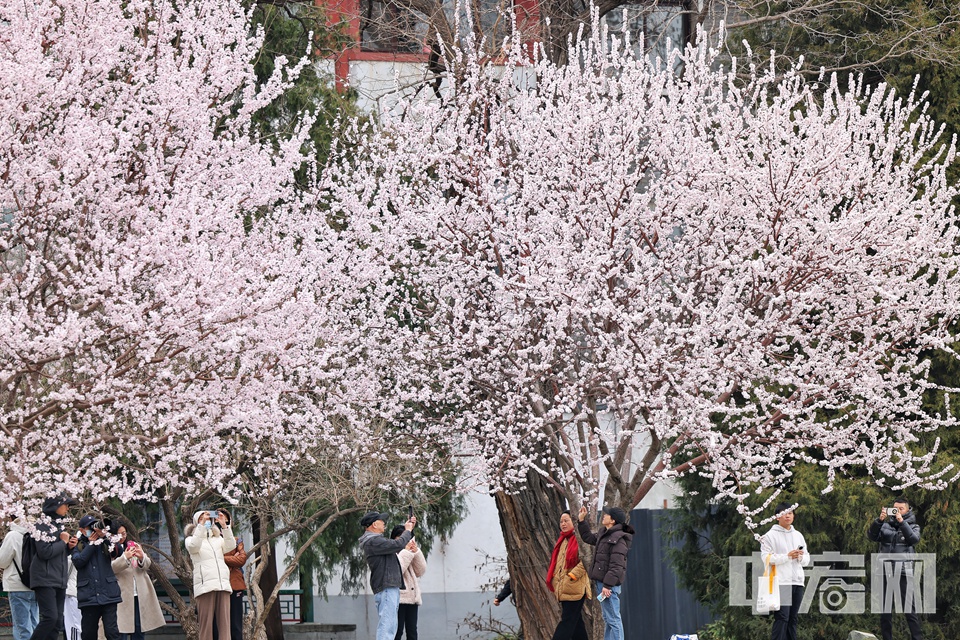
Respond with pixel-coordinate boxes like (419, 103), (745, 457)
(577, 505), (634, 640)
(867, 497), (922, 640)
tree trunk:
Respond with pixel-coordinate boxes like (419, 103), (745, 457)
(494, 472), (599, 640)
(149, 496), (201, 640)
(252, 516), (284, 640)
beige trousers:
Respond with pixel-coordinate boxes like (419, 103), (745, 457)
(195, 591), (231, 640)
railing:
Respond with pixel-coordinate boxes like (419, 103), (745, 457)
(157, 589), (303, 624)
(2, 589), (303, 626)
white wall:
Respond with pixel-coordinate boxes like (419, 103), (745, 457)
(313, 491), (520, 639)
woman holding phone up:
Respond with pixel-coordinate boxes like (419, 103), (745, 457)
(185, 511), (236, 640)
(111, 525), (165, 640)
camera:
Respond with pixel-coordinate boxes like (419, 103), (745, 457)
(886, 508), (900, 517)
(818, 578), (866, 614)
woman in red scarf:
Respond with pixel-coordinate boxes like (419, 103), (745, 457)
(546, 511), (592, 640)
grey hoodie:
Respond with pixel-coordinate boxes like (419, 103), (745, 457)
(359, 529), (413, 594)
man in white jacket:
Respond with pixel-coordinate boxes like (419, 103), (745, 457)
(0, 522), (40, 640)
(760, 503), (809, 640)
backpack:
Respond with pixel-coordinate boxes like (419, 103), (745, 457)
(17, 532), (37, 589)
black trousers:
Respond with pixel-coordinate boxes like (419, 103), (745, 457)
(880, 574), (922, 640)
(80, 603), (120, 640)
(230, 591), (244, 640)
(551, 596), (588, 640)
(28, 587), (65, 640)
(394, 603), (418, 640)
(771, 584), (804, 640)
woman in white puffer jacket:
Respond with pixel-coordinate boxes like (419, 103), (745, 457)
(184, 511), (236, 640)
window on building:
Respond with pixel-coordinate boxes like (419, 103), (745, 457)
(360, 0), (429, 53)
(604, 2), (687, 70)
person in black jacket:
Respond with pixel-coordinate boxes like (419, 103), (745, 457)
(867, 498), (922, 640)
(358, 511), (417, 640)
(27, 494), (79, 640)
(493, 579), (512, 606)
(577, 505), (633, 640)
(71, 515), (122, 640)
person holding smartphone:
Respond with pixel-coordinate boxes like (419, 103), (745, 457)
(760, 503), (809, 640)
(110, 524), (165, 640)
(358, 510), (416, 640)
(390, 524), (426, 640)
(27, 494), (78, 640)
(185, 510), (236, 640)
(546, 511), (591, 640)
(577, 505), (633, 640)
(868, 497), (922, 640)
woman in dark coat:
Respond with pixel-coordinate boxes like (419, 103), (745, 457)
(576, 506), (634, 640)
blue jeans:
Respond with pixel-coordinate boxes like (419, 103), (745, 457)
(596, 582), (623, 640)
(8, 590), (40, 640)
(374, 588), (400, 640)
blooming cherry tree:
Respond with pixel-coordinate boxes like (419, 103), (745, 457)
(0, 0), (439, 560)
(322, 23), (960, 636)
(0, 1), (451, 635)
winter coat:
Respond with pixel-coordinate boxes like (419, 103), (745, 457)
(111, 554), (166, 633)
(30, 498), (73, 589)
(223, 542), (248, 592)
(868, 511), (921, 555)
(495, 580), (512, 603)
(184, 511), (237, 598)
(578, 520), (633, 589)
(759, 525), (809, 586)
(397, 547), (426, 605)
(358, 529), (413, 594)
(71, 539), (122, 608)
(550, 538), (591, 602)
(0, 524), (30, 592)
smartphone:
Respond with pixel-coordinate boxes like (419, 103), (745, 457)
(797, 545), (804, 551)
(127, 541), (137, 550)
(886, 508), (900, 516)
(597, 592), (606, 602)
(209, 510), (218, 519)
(407, 505), (413, 520)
